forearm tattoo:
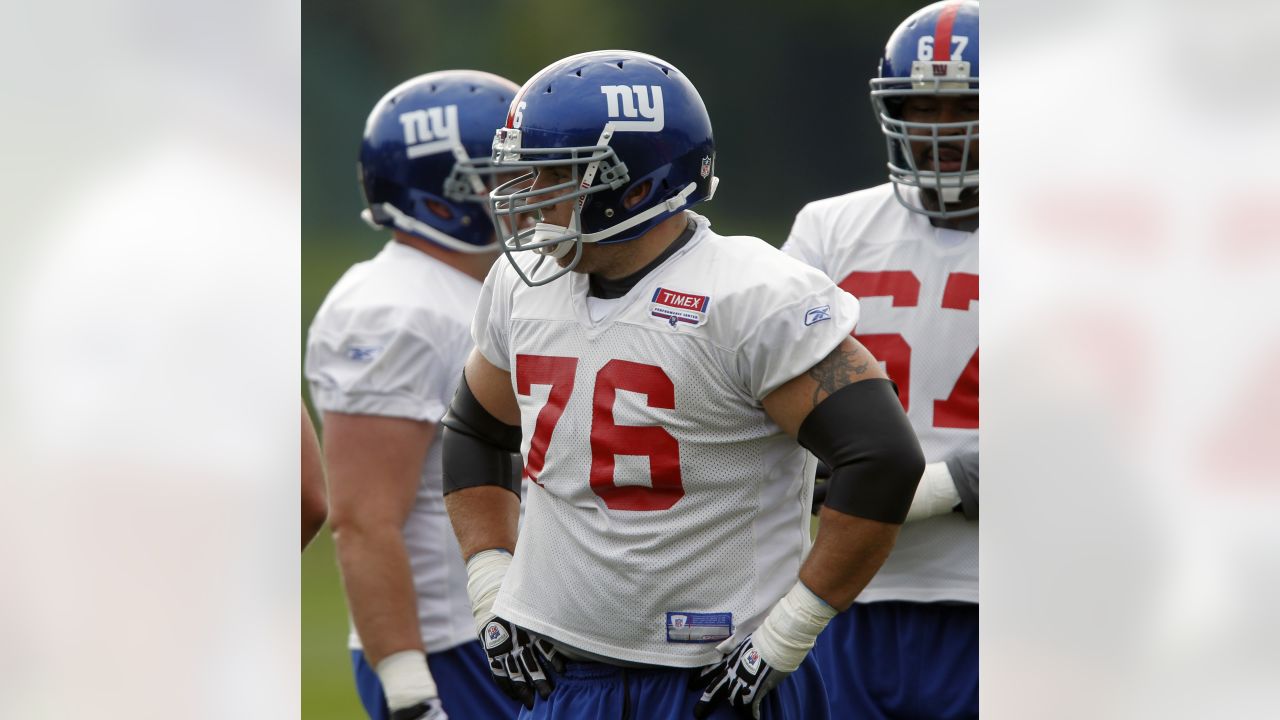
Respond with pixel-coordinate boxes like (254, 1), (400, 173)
(807, 343), (869, 406)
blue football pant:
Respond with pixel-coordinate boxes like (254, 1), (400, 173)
(810, 601), (977, 719)
(351, 640), (521, 720)
(517, 653), (830, 720)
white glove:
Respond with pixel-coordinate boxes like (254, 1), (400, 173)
(388, 698), (447, 720)
(692, 581), (836, 718)
(904, 461), (961, 522)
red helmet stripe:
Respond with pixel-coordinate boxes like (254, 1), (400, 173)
(933, 2), (962, 61)
(506, 85), (529, 128)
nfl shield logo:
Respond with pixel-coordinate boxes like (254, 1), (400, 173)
(672, 614), (687, 628)
(700, 156), (712, 179)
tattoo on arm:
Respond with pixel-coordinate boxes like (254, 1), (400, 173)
(807, 343), (869, 406)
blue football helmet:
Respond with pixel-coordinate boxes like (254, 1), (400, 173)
(488, 50), (718, 286)
(871, 0), (979, 219)
(359, 70), (520, 252)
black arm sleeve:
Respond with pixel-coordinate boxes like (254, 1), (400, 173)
(797, 379), (925, 524)
(946, 450), (979, 520)
(441, 373), (522, 497)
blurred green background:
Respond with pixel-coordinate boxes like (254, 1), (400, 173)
(303, 1), (923, 717)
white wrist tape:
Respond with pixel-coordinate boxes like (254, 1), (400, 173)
(375, 649), (437, 711)
(751, 581), (838, 673)
(465, 548), (512, 633)
(904, 461), (961, 522)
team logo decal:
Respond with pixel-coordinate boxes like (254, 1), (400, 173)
(804, 305), (832, 326)
(399, 104), (459, 158)
(650, 287), (711, 328)
(484, 621), (509, 649)
(600, 84), (665, 132)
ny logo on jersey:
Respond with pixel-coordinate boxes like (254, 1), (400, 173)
(399, 105), (459, 158)
(599, 85), (665, 132)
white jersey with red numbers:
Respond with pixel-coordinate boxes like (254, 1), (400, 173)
(784, 183), (978, 603)
(305, 240), (480, 654)
(473, 212), (859, 668)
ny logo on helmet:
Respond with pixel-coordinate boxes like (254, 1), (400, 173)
(399, 105), (459, 158)
(599, 85), (665, 132)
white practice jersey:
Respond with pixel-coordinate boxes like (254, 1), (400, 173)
(784, 183), (978, 603)
(305, 240), (479, 654)
(475, 213), (858, 668)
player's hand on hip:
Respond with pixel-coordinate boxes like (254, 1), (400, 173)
(690, 633), (787, 719)
(479, 616), (563, 709)
(388, 697), (448, 720)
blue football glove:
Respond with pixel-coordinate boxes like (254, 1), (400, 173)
(388, 697), (447, 720)
(691, 633), (788, 719)
(480, 616), (563, 709)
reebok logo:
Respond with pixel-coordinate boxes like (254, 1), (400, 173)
(599, 85), (665, 132)
(399, 105), (459, 158)
(804, 305), (832, 326)
(345, 344), (383, 362)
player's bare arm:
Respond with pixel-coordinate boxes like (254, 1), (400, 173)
(324, 412), (434, 664)
(762, 336), (883, 435)
(694, 338), (923, 719)
(442, 348), (559, 709)
(442, 349), (521, 560)
(761, 336), (920, 610)
(301, 401), (328, 551)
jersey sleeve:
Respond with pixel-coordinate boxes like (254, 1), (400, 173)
(305, 306), (465, 422)
(733, 267), (860, 401)
(779, 203), (827, 273)
(471, 257), (514, 371)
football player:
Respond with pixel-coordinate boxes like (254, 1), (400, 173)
(782, 2), (980, 717)
(441, 50), (925, 719)
(305, 71), (523, 720)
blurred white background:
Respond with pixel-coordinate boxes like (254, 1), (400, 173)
(0, 0), (1277, 717)
(0, 0), (300, 717)
(985, 0), (1280, 716)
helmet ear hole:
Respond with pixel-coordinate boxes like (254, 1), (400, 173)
(424, 198), (454, 220)
(622, 180), (653, 210)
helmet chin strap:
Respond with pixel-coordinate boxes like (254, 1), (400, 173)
(529, 223), (576, 258)
(363, 203), (500, 254)
(530, 180), (708, 258)
(918, 171), (979, 205)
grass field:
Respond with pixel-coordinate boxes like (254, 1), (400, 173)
(303, 236), (370, 719)
(302, 532), (365, 719)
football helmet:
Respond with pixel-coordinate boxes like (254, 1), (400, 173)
(871, 0), (979, 219)
(488, 50), (718, 286)
(359, 70), (520, 252)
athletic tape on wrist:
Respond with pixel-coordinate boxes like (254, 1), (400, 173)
(465, 548), (512, 633)
(375, 649), (438, 711)
(751, 581), (838, 673)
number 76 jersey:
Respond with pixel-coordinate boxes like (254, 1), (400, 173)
(471, 213), (859, 667)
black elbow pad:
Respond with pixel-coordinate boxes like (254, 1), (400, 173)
(797, 379), (925, 524)
(441, 374), (523, 497)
